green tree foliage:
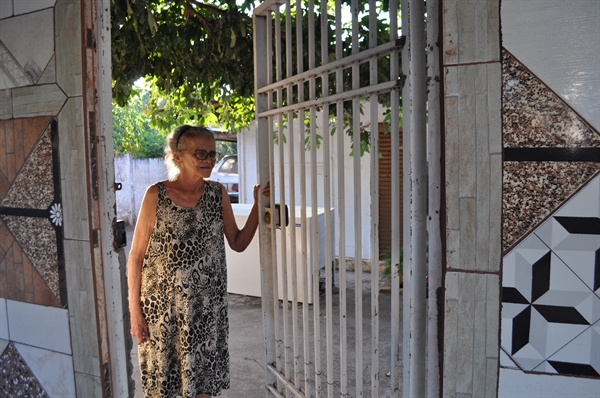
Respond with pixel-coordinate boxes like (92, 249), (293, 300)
(111, 0), (401, 145)
(112, 92), (167, 159)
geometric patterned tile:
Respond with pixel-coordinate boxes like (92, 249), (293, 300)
(1, 122), (54, 209)
(0, 342), (50, 397)
(502, 175), (600, 378)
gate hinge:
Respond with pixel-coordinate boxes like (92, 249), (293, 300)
(114, 182), (123, 191)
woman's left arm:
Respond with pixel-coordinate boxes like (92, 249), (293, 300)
(222, 183), (269, 252)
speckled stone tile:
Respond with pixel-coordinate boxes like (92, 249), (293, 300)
(0, 342), (49, 398)
(1, 123), (53, 209)
(502, 49), (600, 148)
(502, 162), (599, 251)
(0, 216), (59, 301)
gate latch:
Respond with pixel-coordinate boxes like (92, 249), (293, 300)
(265, 204), (289, 229)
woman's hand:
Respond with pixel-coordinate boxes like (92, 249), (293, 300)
(130, 309), (150, 345)
(253, 181), (271, 203)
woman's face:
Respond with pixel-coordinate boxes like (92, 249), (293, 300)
(176, 134), (217, 179)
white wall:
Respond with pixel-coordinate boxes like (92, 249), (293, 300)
(114, 154), (167, 225)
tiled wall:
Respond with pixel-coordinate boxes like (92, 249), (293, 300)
(499, 1), (600, 395)
(441, 0), (502, 396)
(0, 0), (108, 396)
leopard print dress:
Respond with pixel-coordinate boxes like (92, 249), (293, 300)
(138, 180), (230, 397)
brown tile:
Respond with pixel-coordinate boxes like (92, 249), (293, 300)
(21, 247), (32, 295)
(5, 119), (15, 154)
(4, 245), (17, 300)
(12, 241), (22, 263)
(0, 222), (13, 253)
(6, 153), (15, 183)
(0, 172), (9, 203)
(32, 258), (60, 308)
(14, 123), (24, 174)
(22, 117), (51, 155)
(10, 247), (25, 301)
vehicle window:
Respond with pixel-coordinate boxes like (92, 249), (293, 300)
(219, 157), (238, 174)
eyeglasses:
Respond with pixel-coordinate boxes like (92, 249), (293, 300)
(188, 149), (218, 162)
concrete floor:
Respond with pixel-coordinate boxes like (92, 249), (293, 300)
(125, 225), (401, 397)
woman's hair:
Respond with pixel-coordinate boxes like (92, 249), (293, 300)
(164, 125), (215, 181)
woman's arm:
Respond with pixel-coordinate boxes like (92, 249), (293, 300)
(222, 183), (269, 252)
(127, 185), (158, 344)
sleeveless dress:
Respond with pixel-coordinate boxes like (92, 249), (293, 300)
(138, 180), (230, 397)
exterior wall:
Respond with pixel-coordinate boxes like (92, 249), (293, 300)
(441, 0), (502, 396)
(499, 1), (600, 395)
(0, 0), (129, 396)
(114, 154), (167, 225)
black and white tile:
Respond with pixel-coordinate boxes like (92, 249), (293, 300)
(502, 175), (600, 377)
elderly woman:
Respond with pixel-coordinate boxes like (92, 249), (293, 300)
(128, 125), (267, 398)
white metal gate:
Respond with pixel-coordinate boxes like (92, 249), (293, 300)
(253, 1), (406, 396)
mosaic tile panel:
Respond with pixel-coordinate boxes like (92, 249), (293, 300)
(0, 41), (32, 90)
(0, 219), (59, 307)
(501, 175), (600, 377)
(503, 49), (600, 148)
(0, 117), (50, 200)
(1, 122), (54, 209)
(0, 342), (50, 398)
(1, 216), (60, 301)
(503, 161), (600, 250)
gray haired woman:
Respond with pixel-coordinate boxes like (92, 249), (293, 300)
(127, 125), (268, 398)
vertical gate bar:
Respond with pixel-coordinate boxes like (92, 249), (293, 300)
(426, 0), (442, 394)
(368, 1), (380, 397)
(320, 1), (334, 397)
(308, 1), (322, 396)
(408, 0), (428, 394)
(274, 7), (292, 388)
(401, 0), (412, 394)
(266, 12), (284, 388)
(254, 11), (277, 397)
(334, 2), (348, 395)
(295, 1), (312, 395)
(285, 0), (302, 390)
(350, 0), (363, 396)
(388, 0), (402, 396)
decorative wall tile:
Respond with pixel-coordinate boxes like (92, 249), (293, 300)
(13, 0), (57, 16)
(502, 176), (600, 377)
(0, 9), (54, 86)
(503, 50), (600, 149)
(0, 41), (32, 89)
(6, 299), (71, 354)
(55, 0), (82, 97)
(15, 342), (76, 398)
(0, 220), (59, 307)
(12, 84), (66, 118)
(1, 216), (60, 300)
(0, 1), (13, 19)
(37, 55), (55, 85)
(503, 161), (599, 251)
(0, 342), (49, 398)
(2, 122), (54, 209)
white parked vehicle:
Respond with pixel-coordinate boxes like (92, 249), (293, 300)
(210, 154), (239, 203)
